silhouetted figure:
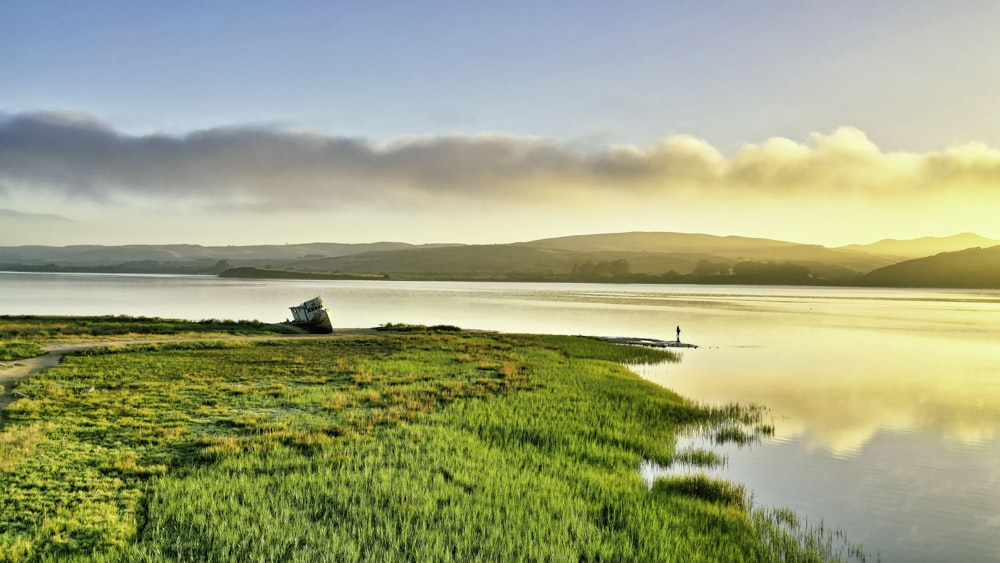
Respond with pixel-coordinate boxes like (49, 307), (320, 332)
(676, 325), (681, 343)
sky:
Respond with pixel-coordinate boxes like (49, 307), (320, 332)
(2, 1), (999, 247)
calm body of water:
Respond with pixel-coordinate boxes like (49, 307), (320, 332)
(3, 272), (999, 561)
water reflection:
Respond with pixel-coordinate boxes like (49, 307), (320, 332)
(634, 327), (1000, 456)
(629, 315), (1000, 561)
(632, 391), (1000, 562)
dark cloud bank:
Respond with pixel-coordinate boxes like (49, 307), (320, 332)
(2, 111), (998, 210)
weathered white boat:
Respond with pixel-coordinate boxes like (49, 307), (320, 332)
(287, 296), (333, 334)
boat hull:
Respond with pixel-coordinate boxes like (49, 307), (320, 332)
(288, 310), (333, 333)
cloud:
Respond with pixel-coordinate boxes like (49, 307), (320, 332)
(0, 208), (73, 222)
(0, 207), (77, 246)
(2, 111), (999, 212)
(727, 129), (1000, 198)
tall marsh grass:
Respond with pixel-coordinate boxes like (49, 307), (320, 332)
(0, 342), (46, 362)
(0, 320), (860, 561)
(0, 315), (279, 341)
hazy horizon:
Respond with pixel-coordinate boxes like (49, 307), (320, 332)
(3, 2), (999, 247)
(0, 224), (996, 254)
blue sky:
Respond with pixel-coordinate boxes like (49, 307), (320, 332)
(2, 1), (999, 246)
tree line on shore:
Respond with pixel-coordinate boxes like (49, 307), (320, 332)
(570, 259), (832, 285)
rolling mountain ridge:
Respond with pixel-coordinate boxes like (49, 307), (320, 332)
(2, 232), (997, 287)
(0, 242), (457, 268)
(837, 233), (999, 259)
(857, 245), (1000, 288)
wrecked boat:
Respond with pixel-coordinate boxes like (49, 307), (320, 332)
(287, 296), (333, 334)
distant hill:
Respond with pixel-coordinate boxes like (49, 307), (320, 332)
(518, 232), (895, 273)
(517, 232), (802, 253)
(281, 244), (731, 279)
(4, 232), (995, 287)
(857, 245), (1000, 289)
(262, 232), (901, 283)
(838, 233), (1000, 259)
(284, 245), (578, 277)
(0, 242), (457, 272)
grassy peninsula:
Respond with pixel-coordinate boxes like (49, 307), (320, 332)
(1, 317), (860, 561)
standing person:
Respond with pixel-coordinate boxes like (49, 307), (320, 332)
(676, 325), (681, 343)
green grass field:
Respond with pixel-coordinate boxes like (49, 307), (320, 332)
(0, 318), (862, 561)
(0, 315), (283, 342)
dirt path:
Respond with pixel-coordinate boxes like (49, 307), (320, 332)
(0, 329), (376, 427)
